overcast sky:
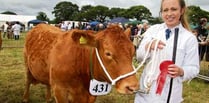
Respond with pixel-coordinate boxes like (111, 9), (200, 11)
(0, 0), (208, 20)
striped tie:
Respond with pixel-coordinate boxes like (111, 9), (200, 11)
(165, 29), (171, 40)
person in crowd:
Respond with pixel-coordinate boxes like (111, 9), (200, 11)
(134, 0), (199, 103)
(195, 18), (208, 61)
(132, 24), (145, 49)
(7, 22), (13, 39)
(97, 23), (105, 31)
(71, 22), (75, 29)
(0, 24), (3, 31)
(0, 24), (2, 49)
(136, 24), (143, 35)
(11, 21), (21, 40)
(84, 23), (92, 30)
(67, 22), (72, 30)
(3, 22), (8, 38)
(140, 22), (149, 35)
(60, 21), (68, 31)
(75, 21), (83, 29)
(0, 24), (3, 35)
(130, 24), (139, 41)
(191, 28), (198, 37)
(124, 23), (130, 30)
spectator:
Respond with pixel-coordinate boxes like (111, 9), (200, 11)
(140, 22), (149, 35)
(3, 22), (8, 38)
(12, 21), (21, 40)
(195, 18), (208, 61)
(0, 27), (1, 49)
(67, 22), (72, 30)
(130, 24), (139, 41)
(7, 22), (13, 39)
(60, 21), (67, 31)
(136, 24), (143, 35)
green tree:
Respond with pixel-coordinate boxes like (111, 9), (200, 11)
(1, 11), (17, 15)
(36, 12), (49, 22)
(126, 5), (152, 21)
(52, 1), (79, 22)
(78, 5), (109, 22)
(91, 5), (109, 22)
(108, 8), (126, 19)
(74, 5), (94, 21)
(187, 5), (209, 25)
(148, 17), (163, 25)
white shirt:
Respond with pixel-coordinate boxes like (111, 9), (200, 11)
(4, 24), (8, 32)
(67, 23), (72, 30)
(135, 23), (199, 103)
(12, 24), (21, 31)
(60, 23), (67, 31)
(12, 24), (21, 35)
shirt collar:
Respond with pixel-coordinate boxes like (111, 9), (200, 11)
(163, 23), (183, 34)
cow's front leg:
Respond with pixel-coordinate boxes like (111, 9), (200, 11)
(53, 85), (69, 103)
(70, 89), (96, 103)
(46, 85), (53, 103)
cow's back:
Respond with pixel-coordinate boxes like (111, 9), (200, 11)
(24, 24), (62, 84)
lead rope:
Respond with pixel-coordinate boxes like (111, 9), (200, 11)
(135, 39), (156, 70)
(142, 39), (160, 91)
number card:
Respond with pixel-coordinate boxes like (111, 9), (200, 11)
(89, 79), (112, 95)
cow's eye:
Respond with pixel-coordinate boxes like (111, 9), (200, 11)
(104, 51), (113, 59)
(105, 52), (111, 56)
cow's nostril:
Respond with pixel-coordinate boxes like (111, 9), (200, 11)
(126, 86), (134, 92)
(125, 83), (139, 94)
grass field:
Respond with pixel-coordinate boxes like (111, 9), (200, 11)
(0, 32), (209, 103)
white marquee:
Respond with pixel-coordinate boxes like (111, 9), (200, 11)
(0, 14), (36, 22)
(0, 14), (36, 30)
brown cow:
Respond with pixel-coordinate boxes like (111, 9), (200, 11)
(23, 24), (139, 103)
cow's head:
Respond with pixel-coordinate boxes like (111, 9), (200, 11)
(71, 25), (139, 94)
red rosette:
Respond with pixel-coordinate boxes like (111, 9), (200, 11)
(156, 60), (174, 95)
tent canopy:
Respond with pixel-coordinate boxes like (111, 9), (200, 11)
(126, 20), (142, 25)
(109, 17), (129, 24)
(9, 21), (25, 26)
(28, 19), (44, 25)
(89, 21), (100, 27)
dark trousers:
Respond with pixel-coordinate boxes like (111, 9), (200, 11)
(14, 35), (19, 40)
(206, 45), (209, 61)
(199, 44), (209, 61)
(3, 32), (6, 38)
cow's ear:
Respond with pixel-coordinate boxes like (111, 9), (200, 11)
(71, 30), (97, 47)
(124, 27), (131, 38)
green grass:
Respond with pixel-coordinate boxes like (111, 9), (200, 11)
(0, 32), (209, 103)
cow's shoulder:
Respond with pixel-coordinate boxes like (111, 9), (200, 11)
(25, 24), (61, 59)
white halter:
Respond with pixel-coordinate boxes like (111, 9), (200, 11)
(95, 39), (158, 86)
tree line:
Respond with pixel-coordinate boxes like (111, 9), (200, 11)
(1, 1), (209, 25)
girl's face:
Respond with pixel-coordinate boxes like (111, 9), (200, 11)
(161, 0), (185, 28)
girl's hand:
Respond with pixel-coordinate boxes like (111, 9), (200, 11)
(145, 40), (166, 51)
(167, 64), (184, 78)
